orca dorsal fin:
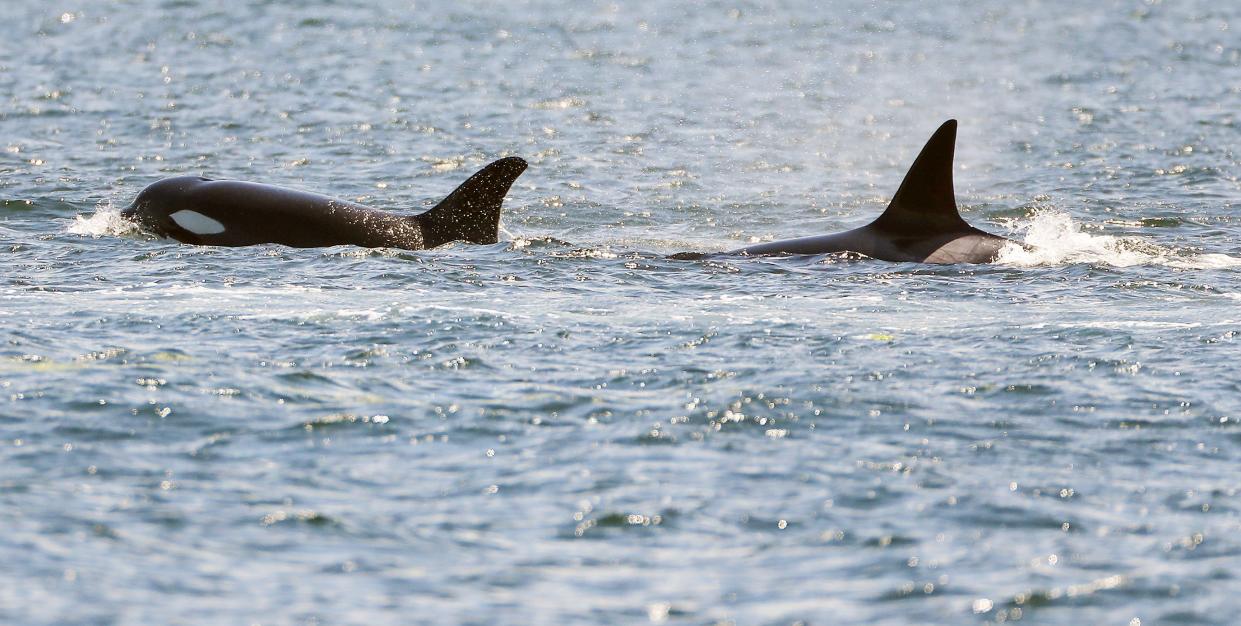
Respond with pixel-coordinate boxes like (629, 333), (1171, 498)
(869, 119), (968, 234)
(415, 156), (527, 248)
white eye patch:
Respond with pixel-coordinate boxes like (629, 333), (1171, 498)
(169, 210), (226, 235)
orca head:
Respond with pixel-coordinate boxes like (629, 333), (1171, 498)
(123, 176), (217, 237)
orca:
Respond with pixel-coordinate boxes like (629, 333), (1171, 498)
(122, 157), (527, 250)
(726, 120), (1013, 264)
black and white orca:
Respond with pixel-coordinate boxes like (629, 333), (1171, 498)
(123, 157), (527, 250)
(728, 120), (1013, 263)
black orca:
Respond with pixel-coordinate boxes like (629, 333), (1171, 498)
(123, 157), (527, 250)
(727, 120), (1012, 264)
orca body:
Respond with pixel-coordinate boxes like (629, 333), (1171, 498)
(123, 157), (527, 250)
(729, 120), (1011, 264)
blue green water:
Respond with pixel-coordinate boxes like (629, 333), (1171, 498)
(3, 1), (1240, 624)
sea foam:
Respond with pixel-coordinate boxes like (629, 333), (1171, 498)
(997, 211), (1241, 270)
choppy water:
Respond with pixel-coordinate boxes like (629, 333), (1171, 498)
(3, 1), (1240, 624)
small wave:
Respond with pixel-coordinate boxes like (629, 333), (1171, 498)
(67, 206), (140, 238)
(506, 235), (575, 250)
(996, 211), (1241, 270)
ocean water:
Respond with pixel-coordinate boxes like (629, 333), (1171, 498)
(2, 0), (1240, 624)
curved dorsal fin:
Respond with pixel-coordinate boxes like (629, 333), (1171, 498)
(415, 156), (527, 247)
(869, 119), (968, 234)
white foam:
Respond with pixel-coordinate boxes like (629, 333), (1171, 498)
(67, 207), (141, 237)
(169, 210), (225, 235)
(995, 210), (1241, 270)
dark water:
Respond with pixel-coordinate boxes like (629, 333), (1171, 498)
(2, 1), (1240, 624)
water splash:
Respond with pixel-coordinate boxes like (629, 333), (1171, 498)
(67, 206), (140, 238)
(996, 211), (1241, 269)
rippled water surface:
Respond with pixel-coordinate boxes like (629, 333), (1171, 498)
(3, 1), (1241, 624)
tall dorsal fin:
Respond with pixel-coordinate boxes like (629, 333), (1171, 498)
(869, 119), (968, 234)
(414, 156), (527, 248)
